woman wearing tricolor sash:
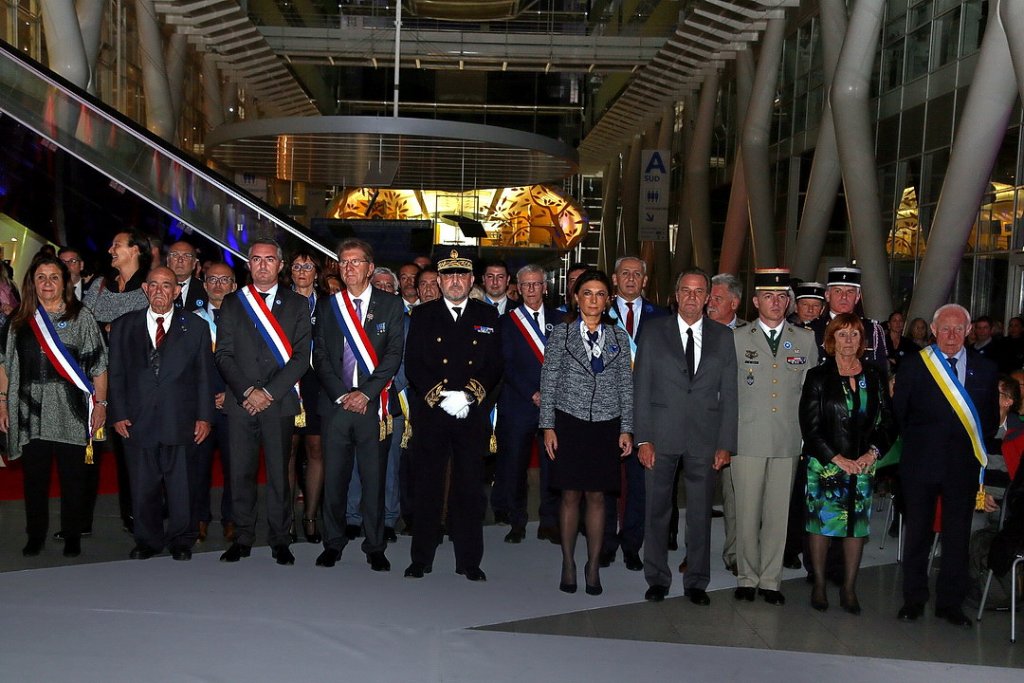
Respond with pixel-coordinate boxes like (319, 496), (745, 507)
(0, 257), (108, 559)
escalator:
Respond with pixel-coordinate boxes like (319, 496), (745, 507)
(0, 39), (332, 263)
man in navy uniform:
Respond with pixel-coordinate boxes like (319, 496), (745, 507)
(403, 250), (503, 581)
(808, 267), (887, 376)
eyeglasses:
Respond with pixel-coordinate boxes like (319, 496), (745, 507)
(338, 259), (369, 268)
(291, 263), (316, 272)
(205, 276), (234, 285)
(60, 258), (81, 265)
(519, 281), (544, 289)
(167, 251), (196, 262)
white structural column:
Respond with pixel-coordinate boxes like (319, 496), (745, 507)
(40, 0), (89, 87)
(203, 54), (225, 129)
(686, 71), (720, 272)
(75, 0), (105, 93)
(719, 49), (754, 275)
(135, 0), (175, 139)
(742, 18), (786, 268)
(792, 0), (848, 281)
(909, 0), (1019, 320)
(166, 33), (189, 132)
(830, 0), (892, 319)
(598, 156), (620, 273)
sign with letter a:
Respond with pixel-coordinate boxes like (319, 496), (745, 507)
(638, 149), (670, 241)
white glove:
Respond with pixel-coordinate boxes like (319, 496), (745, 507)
(439, 390), (472, 419)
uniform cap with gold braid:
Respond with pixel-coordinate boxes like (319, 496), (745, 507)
(437, 249), (473, 273)
(753, 268), (791, 291)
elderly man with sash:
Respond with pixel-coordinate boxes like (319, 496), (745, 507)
(215, 238), (312, 565)
(893, 303), (999, 627)
(491, 264), (560, 544)
(313, 238), (404, 571)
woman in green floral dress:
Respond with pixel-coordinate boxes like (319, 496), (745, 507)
(799, 313), (895, 614)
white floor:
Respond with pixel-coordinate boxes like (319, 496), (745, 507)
(0, 517), (1019, 682)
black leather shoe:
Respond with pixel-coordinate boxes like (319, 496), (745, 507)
(811, 585), (829, 612)
(711, 508), (724, 518)
(623, 550), (643, 572)
(560, 561), (577, 594)
(685, 589), (711, 606)
(368, 551), (391, 572)
(760, 588), (785, 606)
(22, 537), (44, 557)
(536, 525), (561, 545)
(504, 528), (526, 544)
(272, 544), (295, 565)
(493, 511), (511, 526)
(345, 524), (361, 540)
(129, 544), (158, 560)
(456, 567), (487, 582)
(404, 562), (432, 578)
(316, 548), (342, 567)
(302, 518), (322, 544)
(782, 554), (802, 570)
(219, 543), (252, 562)
(734, 587), (756, 602)
(935, 606), (972, 628)
(384, 527), (398, 543)
(897, 602), (924, 621)
(63, 537), (81, 558)
(171, 546), (192, 561)
(645, 585), (669, 602)
(724, 561), (738, 576)
(840, 590), (861, 615)
(598, 548), (616, 568)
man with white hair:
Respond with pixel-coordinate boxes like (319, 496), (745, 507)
(893, 303), (999, 627)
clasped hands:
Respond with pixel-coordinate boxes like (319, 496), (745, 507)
(439, 390), (472, 419)
(242, 386), (273, 415)
(831, 452), (876, 475)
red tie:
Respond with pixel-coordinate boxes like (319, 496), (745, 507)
(626, 301), (635, 337)
(155, 316), (165, 348)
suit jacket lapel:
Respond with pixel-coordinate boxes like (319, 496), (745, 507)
(664, 318), (689, 379)
(565, 322), (593, 373)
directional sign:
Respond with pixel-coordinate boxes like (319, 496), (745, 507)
(638, 149), (670, 242)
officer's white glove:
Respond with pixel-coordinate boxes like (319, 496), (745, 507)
(439, 390), (472, 419)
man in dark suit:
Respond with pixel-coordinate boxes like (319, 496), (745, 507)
(491, 264), (561, 543)
(604, 255), (668, 570)
(403, 250), (503, 581)
(894, 303), (999, 627)
(215, 238), (312, 565)
(108, 266), (215, 561)
(167, 240), (207, 312)
(313, 238), (404, 571)
(634, 268), (738, 605)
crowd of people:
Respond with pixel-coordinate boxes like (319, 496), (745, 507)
(2, 234), (1023, 630)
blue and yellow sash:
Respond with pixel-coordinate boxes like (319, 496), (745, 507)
(921, 345), (987, 509)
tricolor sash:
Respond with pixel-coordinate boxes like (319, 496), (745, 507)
(920, 345), (988, 508)
(28, 305), (99, 461)
(238, 286), (305, 426)
(509, 305), (546, 364)
(329, 290), (392, 440)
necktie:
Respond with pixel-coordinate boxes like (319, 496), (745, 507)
(947, 356), (958, 378)
(685, 327), (695, 380)
(532, 311), (540, 325)
(155, 316), (166, 348)
(587, 330), (604, 373)
(626, 301), (635, 337)
(453, 306), (462, 321)
(766, 328), (780, 355)
(259, 291), (270, 302)
(342, 299), (363, 388)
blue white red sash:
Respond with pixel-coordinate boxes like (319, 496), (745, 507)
(921, 345), (988, 508)
(509, 305), (546, 364)
(28, 306), (97, 446)
(237, 286), (304, 410)
(329, 290), (392, 433)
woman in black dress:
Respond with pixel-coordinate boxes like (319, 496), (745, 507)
(540, 270), (633, 595)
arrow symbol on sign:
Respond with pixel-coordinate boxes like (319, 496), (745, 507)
(646, 213), (654, 221)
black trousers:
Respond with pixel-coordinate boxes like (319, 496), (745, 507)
(192, 412), (232, 524)
(900, 468), (977, 610)
(125, 442), (195, 551)
(21, 440), (89, 541)
(227, 412), (294, 547)
(410, 408), (488, 570)
(321, 406), (390, 555)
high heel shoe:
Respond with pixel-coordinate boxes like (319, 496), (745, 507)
(303, 518), (322, 544)
(584, 561), (603, 596)
(840, 589), (861, 615)
(559, 561), (577, 594)
(811, 584), (828, 612)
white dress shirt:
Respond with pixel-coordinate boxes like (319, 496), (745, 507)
(616, 296), (642, 334)
(146, 307), (171, 348)
(676, 315), (703, 373)
(444, 297), (468, 321)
